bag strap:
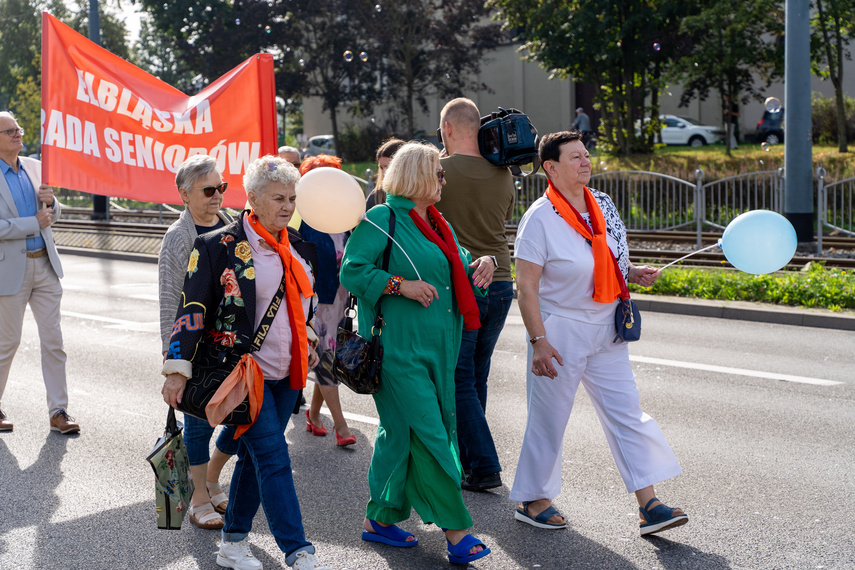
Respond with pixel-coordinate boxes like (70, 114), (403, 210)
(166, 406), (179, 435)
(342, 204), (395, 334)
(609, 251), (631, 302)
(250, 274), (287, 352)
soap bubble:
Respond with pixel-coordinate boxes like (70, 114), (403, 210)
(653, 42), (661, 51)
(163, 2), (168, 8)
(375, 4), (382, 12)
(761, 142), (770, 151)
(298, 58), (305, 67)
(514, 180), (522, 191)
(235, 18), (241, 25)
(343, 50), (354, 63)
(265, 26), (271, 34)
(764, 97), (782, 113)
(359, 51), (369, 62)
(445, 73), (450, 79)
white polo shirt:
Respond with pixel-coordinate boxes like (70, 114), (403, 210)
(514, 191), (628, 325)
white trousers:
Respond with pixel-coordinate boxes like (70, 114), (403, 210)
(509, 313), (682, 502)
(0, 255), (68, 415)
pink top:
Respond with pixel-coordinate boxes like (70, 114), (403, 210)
(243, 217), (314, 381)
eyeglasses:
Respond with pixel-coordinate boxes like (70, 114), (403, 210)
(197, 182), (228, 197)
(1, 127), (24, 137)
(436, 169), (446, 183)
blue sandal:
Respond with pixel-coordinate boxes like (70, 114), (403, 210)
(361, 519), (418, 547)
(446, 534), (491, 565)
(515, 501), (568, 529)
(639, 497), (688, 535)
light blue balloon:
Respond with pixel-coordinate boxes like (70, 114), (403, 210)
(719, 210), (798, 274)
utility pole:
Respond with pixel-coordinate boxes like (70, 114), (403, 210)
(784, 0), (812, 242)
(89, 0), (109, 220)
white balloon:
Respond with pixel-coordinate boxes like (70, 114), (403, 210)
(295, 168), (366, 233)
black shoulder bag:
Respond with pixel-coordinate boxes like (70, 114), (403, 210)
(333, 205), (396, 394)
(177, 276), (287, 425)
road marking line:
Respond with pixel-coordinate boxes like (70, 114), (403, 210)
(301, 404), (379, 426)
(63, 311), (156, 327)
(631, 355), (843, 386)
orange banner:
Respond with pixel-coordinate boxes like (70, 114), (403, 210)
(41, 13), (277, 208)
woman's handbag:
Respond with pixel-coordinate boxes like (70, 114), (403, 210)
(333, 206), (395, 394)
(146, 407), (192, 530)
(611, 253), (642, 343)
(177, 277), (287, 425)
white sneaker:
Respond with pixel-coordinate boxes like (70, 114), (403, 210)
(290, 550), (331, 570)
(217, 539), (263, 570)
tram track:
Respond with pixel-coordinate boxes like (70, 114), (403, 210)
(54, 217), (855, 269)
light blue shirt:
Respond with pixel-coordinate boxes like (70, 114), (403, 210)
(1, 157), (47, 251)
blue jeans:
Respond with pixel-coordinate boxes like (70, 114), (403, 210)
(455, 280), (514, 476)
(222, 380), (314, 564)
(183, 414), (240, 466)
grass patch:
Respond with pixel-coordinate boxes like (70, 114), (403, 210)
(628, 262), (855, 311)
(591, 143), (853, 182)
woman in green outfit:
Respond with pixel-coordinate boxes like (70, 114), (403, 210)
(340, 142), (496, 565)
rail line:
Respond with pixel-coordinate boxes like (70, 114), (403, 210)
(54, 218), (855, 269)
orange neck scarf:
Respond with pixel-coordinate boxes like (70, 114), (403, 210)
(248, 211), (315, 390)
(545, 181), (621, 303)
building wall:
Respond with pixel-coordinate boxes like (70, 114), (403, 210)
(303, 41), (855, 145)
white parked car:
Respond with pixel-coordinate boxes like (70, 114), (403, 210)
(302, 135), (336, 157)
(657, 115), (725, 147)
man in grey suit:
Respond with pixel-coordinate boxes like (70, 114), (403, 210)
(0, 111), (79, 434)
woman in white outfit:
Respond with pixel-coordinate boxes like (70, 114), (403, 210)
(510, 131), (687, 536)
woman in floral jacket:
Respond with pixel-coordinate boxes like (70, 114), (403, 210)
(161, 155), (331, 570)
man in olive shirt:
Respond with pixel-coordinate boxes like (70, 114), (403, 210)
(437, 98), (515, 492)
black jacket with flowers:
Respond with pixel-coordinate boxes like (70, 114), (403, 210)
(164, 211), (318, 375)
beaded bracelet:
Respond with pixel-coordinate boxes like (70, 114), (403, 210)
(388, 275), (403, 295)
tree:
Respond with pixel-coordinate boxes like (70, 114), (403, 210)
(810, 0), (855, 152)
(372, 0), (501, 139)
(490, 0), (696, 156)
(676, 0), (784, 156)
(284, 0), (380, 157)
(132, 14), (194, 87)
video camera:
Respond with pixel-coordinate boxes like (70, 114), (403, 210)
(478, 108), (540, 177)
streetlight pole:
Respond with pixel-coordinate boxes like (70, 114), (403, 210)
(784, 0), (812, 242)
(89, 0), (109, 220)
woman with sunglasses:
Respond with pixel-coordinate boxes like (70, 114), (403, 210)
(341, 142), (496, 565)
(157, 154), (236, 530)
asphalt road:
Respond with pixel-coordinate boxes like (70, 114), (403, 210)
(0, 255), (852, 570)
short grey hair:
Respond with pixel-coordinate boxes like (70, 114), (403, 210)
(0, 111), (17, 121)
(243, 155), (300, 197)
(175, 154), (219, 190)
(278, 145), (299, 155)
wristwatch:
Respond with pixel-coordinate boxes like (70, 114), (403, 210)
(489, 255), (498, 268)
(529, 335), (546, 345)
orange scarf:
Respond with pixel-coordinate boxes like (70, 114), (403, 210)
(248, 212), (315, 391)
(205, 354), (264, 438)
(545, 181), (622, 303)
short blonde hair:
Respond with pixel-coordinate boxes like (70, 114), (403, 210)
(382, 142), (440, 201)
(440, 98), (481, 138)
(243, 155), (301, 197)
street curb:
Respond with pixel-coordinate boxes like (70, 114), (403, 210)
(631, 293), (855, 332)
(58, 246), (158, 264)
(58, 248), (855, 331)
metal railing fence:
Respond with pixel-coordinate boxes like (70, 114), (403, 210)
(816, 167), (855, 253)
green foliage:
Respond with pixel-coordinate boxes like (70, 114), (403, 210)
(628, 263), (855, 311)
(675, 0), (784, 157)
(811, 91), (855, 145)
(337, 123), (389, 163)
(490, 0), (701, 156)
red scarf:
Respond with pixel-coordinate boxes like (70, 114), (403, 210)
(545, 181), (622, 303)
(248, 212), (315, 390)
(409, 206), (481, 331)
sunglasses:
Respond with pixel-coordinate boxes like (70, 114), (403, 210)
(436, 169), (446, 183)
(198, 182), (228, 197)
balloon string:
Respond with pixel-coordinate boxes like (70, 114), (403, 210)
(658, 241), (722, 271)
(360, 217), (423, 281)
